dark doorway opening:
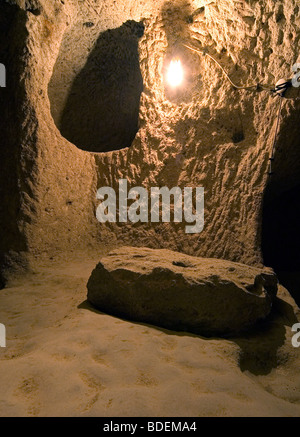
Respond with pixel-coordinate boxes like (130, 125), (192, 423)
(261, 101), (300, 307)
(262, 184), (300, 306)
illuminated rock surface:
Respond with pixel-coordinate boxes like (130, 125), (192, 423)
(1, 0), (300, 280)
(0, 0), (300, 418)
(87, 246), (278, 336)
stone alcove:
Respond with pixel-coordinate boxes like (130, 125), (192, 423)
(48, 20), (145, 153)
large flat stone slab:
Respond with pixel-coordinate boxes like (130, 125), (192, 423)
(87, 246), (278, 336)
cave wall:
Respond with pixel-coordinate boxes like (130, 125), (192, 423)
(0, 0), (300, 278)
(262, 93), (300, 304)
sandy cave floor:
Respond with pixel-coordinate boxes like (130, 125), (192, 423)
(0, 251), (300, 417)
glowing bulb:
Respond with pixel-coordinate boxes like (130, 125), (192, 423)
(167, 59), (183, 87)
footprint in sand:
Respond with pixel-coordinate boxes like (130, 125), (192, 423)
(15, 377), (40, 416)
(136, 372), (158, 387)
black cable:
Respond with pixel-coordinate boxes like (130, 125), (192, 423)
(268, 96), (283, 176)
(182, 42), (289, 176)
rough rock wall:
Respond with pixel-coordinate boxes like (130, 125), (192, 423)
(0, 0), (99, 279)
(0, 3), (28, 282)
(0, 0), (300, 278)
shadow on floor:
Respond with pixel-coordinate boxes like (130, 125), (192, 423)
(78, 295), (298, 376)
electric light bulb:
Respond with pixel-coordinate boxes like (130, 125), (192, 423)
(167, 59), (183, 87)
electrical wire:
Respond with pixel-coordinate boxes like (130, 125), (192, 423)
(183, 42), (287, 175)
(268, 96), (283, 176)
(182, 43), (274, 91)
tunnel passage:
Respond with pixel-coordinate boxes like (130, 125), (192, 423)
(49, 20), (144, 153)
(262, 184), (300, 305)
(262, 100), (300, 306)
